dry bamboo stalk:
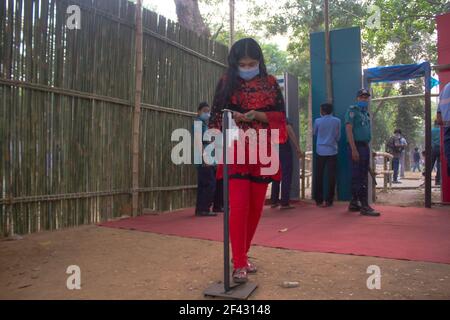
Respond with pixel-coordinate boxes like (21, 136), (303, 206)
(131, 0), (143, 217)
(1, 0), (227, 236)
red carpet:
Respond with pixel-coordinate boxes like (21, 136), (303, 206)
(99, 203), (450, 264)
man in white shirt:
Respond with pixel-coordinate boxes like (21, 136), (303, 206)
(437, 82), (450, 176)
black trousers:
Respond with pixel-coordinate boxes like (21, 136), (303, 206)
(270, 142), (293, 206)
(213, 177), (224, 211)
(196, 165), (216, 212)
(348, 143), (370, 205)
(315, 154), (337, 204)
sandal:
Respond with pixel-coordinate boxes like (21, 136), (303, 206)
(232, 268), (248, 283)
(231, 258), (257, 273)
(246, 261), (257, 274)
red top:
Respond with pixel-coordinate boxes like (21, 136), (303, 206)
(209, 74), (287, 183)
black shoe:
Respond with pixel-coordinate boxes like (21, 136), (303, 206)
(322, 201), (333, 207)
(195, 211), (217, 217)
(316, 201), (323, 207)
(392, 180), (402, 184)
(212, 207), (224, 213)
(360, 206), (380, 217)
(348, 200), (361, 212)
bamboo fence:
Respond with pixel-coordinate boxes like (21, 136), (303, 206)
(0, 0), (228, 236)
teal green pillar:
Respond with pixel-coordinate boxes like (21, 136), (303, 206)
(310, 27), (362, 201)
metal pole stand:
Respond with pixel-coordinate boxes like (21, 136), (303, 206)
(204, 110), (258, 300)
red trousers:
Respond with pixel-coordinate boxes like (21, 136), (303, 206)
(229, 179), (268, 269)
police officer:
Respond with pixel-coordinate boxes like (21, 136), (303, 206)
(193, 102), (219, 217)
(345, 89), (380, 217)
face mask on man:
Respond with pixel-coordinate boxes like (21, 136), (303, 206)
(199, 112), (210, 121)
(238, 64), (260, 81)
(357, 101), (368, 109)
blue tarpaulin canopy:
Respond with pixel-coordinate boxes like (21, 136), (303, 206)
(363, 62), (431, 90)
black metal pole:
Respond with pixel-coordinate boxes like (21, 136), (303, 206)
(223, 110), (230, 292)
(425, 83), (432, 208)
(204, 110), (258, 299)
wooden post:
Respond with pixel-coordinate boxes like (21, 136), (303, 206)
(383, 157), (388, 192)
(229, 0), (235, 49)
(132, 0), (143, 217)
(301, 154), (306, 199)
(324, 0), (333, 104)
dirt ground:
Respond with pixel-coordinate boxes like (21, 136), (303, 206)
(1, 224), (449, 300)
(376, 188), (443, 207)
(375, 171), (443, 207)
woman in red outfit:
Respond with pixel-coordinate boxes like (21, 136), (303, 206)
(209, 38), (287, 283)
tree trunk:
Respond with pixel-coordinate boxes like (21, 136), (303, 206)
(174, 0), (210, 37)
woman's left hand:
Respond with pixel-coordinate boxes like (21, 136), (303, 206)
(244, 110), (257, 121)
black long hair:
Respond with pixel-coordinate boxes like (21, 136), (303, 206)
(215, 38), (268, 108)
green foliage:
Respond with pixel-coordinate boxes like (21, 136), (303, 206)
(198, 0), (449, 151)
(251, 0), (448, 150)
(261, 43), (289, 75)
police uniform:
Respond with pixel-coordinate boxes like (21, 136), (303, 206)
(345, 104), (371, 207)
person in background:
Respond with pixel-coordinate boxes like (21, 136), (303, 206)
(431, 120), (441, 185)
(412, 147), (421, 173)
(270, 120), (304, 210)
(313, 102), (341, 207)
(193, 102), (218, 217)
(386, 129), (404, 184)
(436, 82), (450, 176)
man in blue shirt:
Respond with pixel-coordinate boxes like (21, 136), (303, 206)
(386, 129), (405, 184)
(437, 82), (450, 176)
(313, 103), (341, 207)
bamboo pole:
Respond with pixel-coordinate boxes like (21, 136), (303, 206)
(229, 0), (234, 49)
(371, 93), (439, 102)
(324, 0), (333, 104)
(132, 0), (143, 217)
